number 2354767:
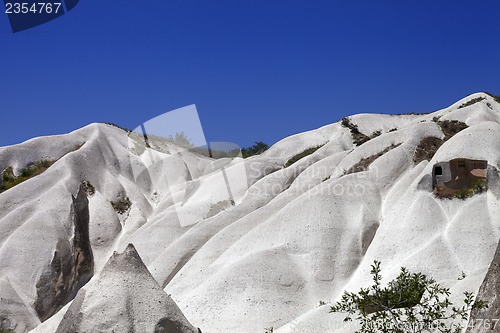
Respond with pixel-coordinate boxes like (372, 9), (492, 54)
(5, 2), (62, 14)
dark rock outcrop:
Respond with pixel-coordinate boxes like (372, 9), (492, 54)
(55, 243), (200, 333)
(34, 184), (94, 321)
(467, 240), (500, 332)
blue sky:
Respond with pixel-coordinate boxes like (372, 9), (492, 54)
(1, 1), (500, 148)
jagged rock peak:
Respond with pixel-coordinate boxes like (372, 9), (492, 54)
(54, 243), (201, 333)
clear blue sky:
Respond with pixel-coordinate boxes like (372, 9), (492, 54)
(1, 1), (500, 148)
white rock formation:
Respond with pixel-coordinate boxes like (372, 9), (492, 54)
(0, 92), (499, 332)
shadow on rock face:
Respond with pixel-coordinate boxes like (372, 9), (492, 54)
(34, 184), (94, 322)
(466, 239), (500, 333)
(54, 243), (201, 333)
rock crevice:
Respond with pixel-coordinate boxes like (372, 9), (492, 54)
(34, 184), (94, 322)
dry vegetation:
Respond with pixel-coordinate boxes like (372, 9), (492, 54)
(458, 97), (485, 109)
(285, 144), (324, 167)
(111, 197), (132, 214)
(82, 180), (96, 196)
(0, 160), (54, 193)
(341, 117), (385, 146)
(435, 178), (487, 200)
(341, 117), (370, 146)
(413, 119), (468, 164)
(345, 143), (401, 175)
(413, 137), (443, 164)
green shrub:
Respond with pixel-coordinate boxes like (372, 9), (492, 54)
(0, 328), (15, 333)
(436, 120), (468, 140)
(111, 197), (132, 214)
(2, 167), (14, 183)
(285, 144), (324, 167)
(166, 131), (194, 148)
(413, 120), (467, 164)
(458, 97), (485, 109)
(330, 260), (487, 333)
(82, 180), (96, 196)
(341, 117), (353, 128)
(413, 137), (443, 164)
(450, 178), (487, 200)
(345, 143), (401, 175)
(241, 142), (269, 158)
(0, 161), (54, 194)
(341, 117), (371, 146)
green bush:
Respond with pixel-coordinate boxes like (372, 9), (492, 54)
(82, 180), (96, 196)
(166, 131), (194, 148)
(436, 120), (468, 140)
(453, 178), (487, 200)
(111, 197), (132, 214)
(330, 260), (487, 333)
(285, 144), (324, 167)
(413, 120), (467, 164)
(0, 161), (54, 194)
(0, 328), (15, 333)
(413, 137), (443, 164)
(340, 117), (376, 146)
(345, 144), (401, 175)
(241, 142), (269, 158)
(458, 97), (485, 109)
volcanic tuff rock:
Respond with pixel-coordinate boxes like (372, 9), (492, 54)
(34, 184), (94, 322)
(51, 243), (199, 333)
(467, 239), (500, 333)
(0, 92), (500, 332)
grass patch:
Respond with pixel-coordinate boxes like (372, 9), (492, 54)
(437, 119), (468, 140)
(413, 137), (444, 164)
(341, 117), (383, 146)
(413, 120), (468, 164)
(436, 178), (487, 200)
(345, 143), (401, 175)
(341, 117), (370, 146)
(0, 160), (54, 194)
(111, 197), (131, 214)
(458, 97), (485, 109)
(454, 178), (487, 199)
(240, 142), (269, 158)
(285, 144), (324, 167)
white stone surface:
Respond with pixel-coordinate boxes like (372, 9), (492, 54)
(0, 93), (497, 332)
